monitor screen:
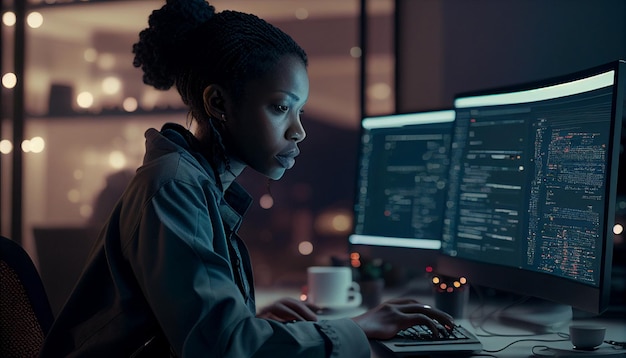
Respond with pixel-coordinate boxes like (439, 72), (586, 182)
(348, 110), (455, 279)
(438, 60), (625, 314)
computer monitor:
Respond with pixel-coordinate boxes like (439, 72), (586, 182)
(348, 109), (455, 283)
(437, 60), (625, 315)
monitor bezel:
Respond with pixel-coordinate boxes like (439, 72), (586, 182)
(436, 60), (625, 314)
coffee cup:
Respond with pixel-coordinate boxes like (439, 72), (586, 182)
(306, 266), (362, 308)
(569, 324), (606, 350)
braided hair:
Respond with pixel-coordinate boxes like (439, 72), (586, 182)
(132, 0), (307, 183)
(132, 0), (308, 124)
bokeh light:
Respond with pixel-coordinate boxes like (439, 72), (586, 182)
(350, 46), (362, 58)
(102, 76), (121, 95)
(27, 11), (43, 28)
(28, 136), (45, 153)
(2, 11), (16, 26)
(76, 91), (94, 108)
(2, 73), (17, 89)
(109, 150), (127, 169)
(298, 241), (313, 255)
(84, 48), (98, 63)
(67, 189), (80, 203)
(0, 140), (13, 154)
(295, 8), (309, 20)
(123, 97), (138, 112)
(259, 194), (274, 209)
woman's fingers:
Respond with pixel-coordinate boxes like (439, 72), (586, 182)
(281, 298), (318, 321)
(351, 298), (457, 340)
(394, 301), (455, 328)
(257, 297), (319, 322)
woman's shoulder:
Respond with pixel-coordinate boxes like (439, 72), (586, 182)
(133, 127), (220, 195)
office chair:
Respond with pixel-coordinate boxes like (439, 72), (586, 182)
(0, 235), (54, 358)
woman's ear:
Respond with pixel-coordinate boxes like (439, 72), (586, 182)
(203, 85), (227, 119)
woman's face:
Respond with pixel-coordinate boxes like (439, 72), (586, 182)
(223, 55), (309, 180)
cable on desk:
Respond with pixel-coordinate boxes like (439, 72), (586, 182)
(532, 344), (626, 357)
(605, 340), (626, 348)
(531, 345), (557, 357)
(482, 335), (570, 354)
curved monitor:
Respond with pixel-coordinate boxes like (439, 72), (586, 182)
(438, 60), (625, 314)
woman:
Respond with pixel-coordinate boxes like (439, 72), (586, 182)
(40, 1), (453, 357)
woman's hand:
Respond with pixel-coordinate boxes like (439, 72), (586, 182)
(351, 298), (455, 340)
(257, 297), (320, 322)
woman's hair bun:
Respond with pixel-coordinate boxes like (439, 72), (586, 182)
(132, 0), (216, 90)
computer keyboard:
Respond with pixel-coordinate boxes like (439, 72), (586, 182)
(375, 324), (483, 356)
(395, 324), (471, 342)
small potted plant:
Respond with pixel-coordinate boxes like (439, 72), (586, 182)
(350, 253), (391, 308)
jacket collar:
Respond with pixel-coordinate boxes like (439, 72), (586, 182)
(153, 123), (253, 223)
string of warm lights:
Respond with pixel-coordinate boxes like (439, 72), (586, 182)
(431, 273), (468, 294)
(2, 9), (42, 92)
(0, 49), (45, 155)
(2, 6), (45, 156)
(2, 2), (159, 155)
(2, 3), (185, 118)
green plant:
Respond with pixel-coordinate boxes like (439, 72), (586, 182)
(354, 257), (391, 281)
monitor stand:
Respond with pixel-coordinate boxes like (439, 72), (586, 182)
(495, 297), (573, 334)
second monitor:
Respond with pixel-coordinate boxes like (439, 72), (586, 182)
(348, 109), (455, 279)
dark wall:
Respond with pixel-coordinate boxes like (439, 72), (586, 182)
(396, 0), (626, 112)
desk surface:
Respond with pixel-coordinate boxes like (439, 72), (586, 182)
(255, 286), (626, 358)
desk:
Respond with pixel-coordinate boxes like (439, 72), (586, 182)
(369, 317), (626, 358)
(256, 286), (626, 358)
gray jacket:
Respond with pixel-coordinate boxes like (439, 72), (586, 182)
(40, 123), (369, 357)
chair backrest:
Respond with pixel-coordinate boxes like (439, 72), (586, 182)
(0, 235), (54, 358)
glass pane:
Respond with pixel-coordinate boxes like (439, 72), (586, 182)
(3, 1), (368, 302)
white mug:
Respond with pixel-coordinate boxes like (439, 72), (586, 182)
(306, 266), (362, 308)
